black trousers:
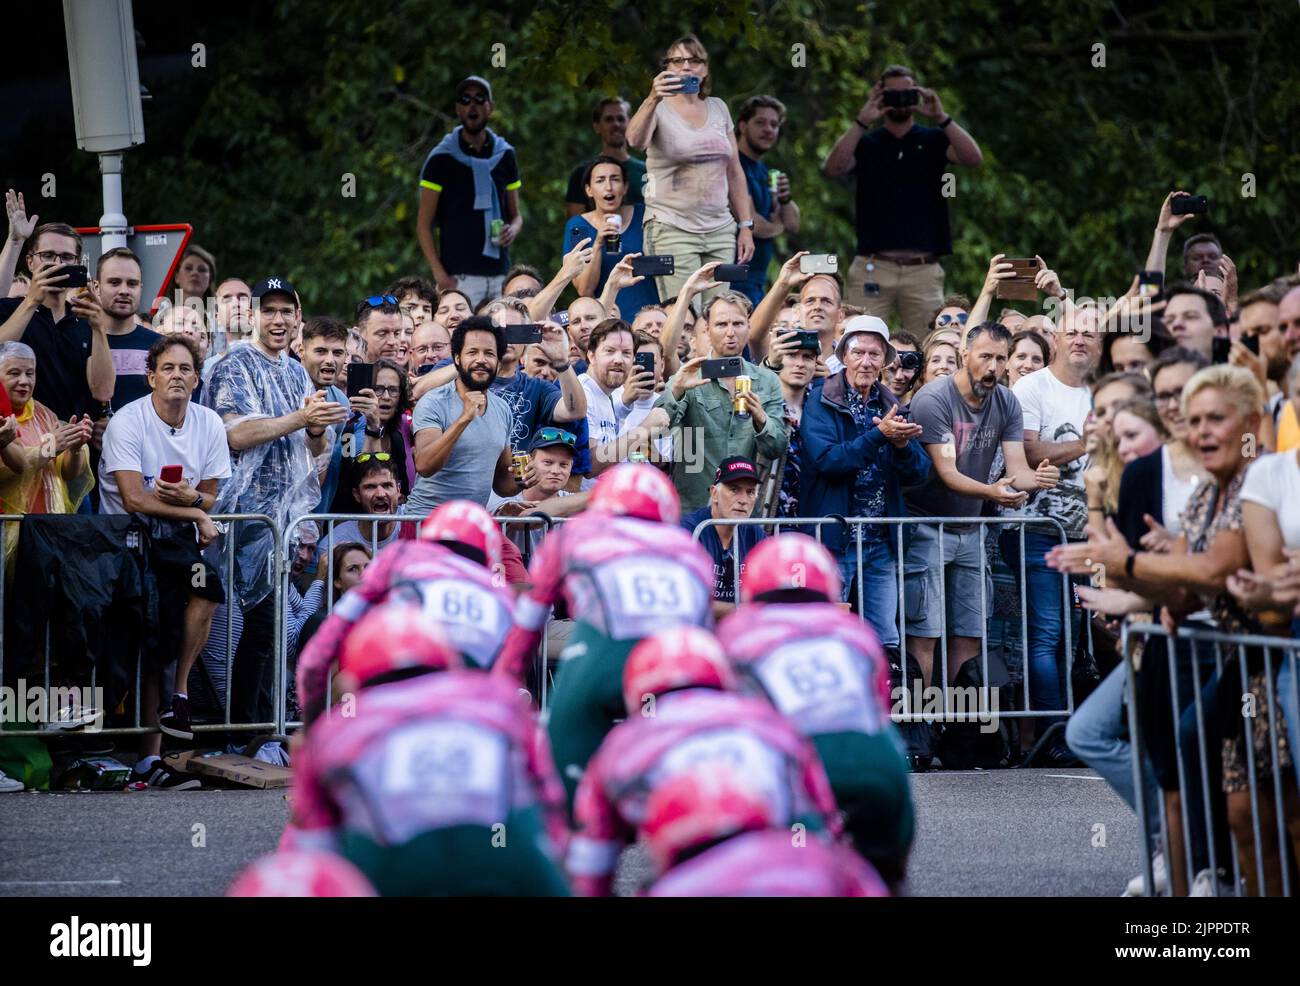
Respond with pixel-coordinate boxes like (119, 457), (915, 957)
(229, 593), (277, 726)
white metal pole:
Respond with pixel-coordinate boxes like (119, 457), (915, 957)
(98, 152), (128, 250)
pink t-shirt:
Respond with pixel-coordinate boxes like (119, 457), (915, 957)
(643, 96), (736, 233)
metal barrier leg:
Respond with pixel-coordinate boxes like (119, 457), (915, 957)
(1262, 647), (1292, 897)
(1188, 640), (1221, 894)
(1123, 623), (1155, 896)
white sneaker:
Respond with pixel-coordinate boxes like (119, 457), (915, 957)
(1190, 868), (1235, 897)
(1122, 851), (1167, 896)
(0, 769), (23, 793)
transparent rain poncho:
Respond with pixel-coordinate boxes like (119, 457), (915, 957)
(206, 345), (330, 608)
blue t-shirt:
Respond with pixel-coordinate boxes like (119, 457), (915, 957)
(680, 505), (768, 604)
(737, 152), (775, 307)
(490, 371), (561, 453)
(565, 202), (659, 321)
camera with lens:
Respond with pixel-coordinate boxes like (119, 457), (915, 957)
(896, 350), (922, 372)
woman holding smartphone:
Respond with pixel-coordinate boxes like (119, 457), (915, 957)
(626, 34), (753, 303)
(330, 358), (414, 512)
(566, 156), (658, 318)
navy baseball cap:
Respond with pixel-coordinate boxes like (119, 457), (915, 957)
(713, 456), (759, 485)
(251, 277), (299, 307)
(527, 427), (577, 454)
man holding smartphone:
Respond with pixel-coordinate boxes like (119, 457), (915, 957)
(99, 335), (231, 781)
(0, 221), (115, 425)
(822, 66), (983, 335)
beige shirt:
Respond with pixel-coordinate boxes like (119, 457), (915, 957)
(643, 96), (735, 233)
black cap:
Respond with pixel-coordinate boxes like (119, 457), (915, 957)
(527, 428), (577, 454)
(251, 277), (299, 306)
(713, 456), (759, 485)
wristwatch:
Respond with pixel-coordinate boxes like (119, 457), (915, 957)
(364, 425), (385, 438)
(192, 492), (204, 509)
(738, 220), (755, 229)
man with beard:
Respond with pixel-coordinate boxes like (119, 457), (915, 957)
(416, 76), (522, 306)
(821, 66), (983, 335)
(565, 98), (647, 216)
(89, 249), (161, 415)
(409, 316), (519, 511)
(734, 96), (801, 307)
(318, 459), (403, 556)
(905, 321), (1059, 707)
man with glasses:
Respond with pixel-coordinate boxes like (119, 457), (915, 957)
(207, 276), (347, 727)
(416, 76), (522, 307)
(410, 318), (452, 374)
(0, 221), (115, 424)
(822, 65), (984, 335)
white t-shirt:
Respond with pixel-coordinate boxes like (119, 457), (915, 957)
(1007, 367), (1093, 537)
(1240, 450), (1300, 549)
(1161, 446), (1203, 537)
(99, 395), (232, 515)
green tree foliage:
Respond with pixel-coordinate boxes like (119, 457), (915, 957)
(102, 0), (1300, 316)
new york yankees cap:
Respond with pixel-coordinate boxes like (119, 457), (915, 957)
(251, 277), (300, 307)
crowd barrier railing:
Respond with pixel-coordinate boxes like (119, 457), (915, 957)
(1121, 620), (1299, 897)
(691, 515), (1080, 735)
(282, 512), (565, 729)
(0, 513), (284, 741)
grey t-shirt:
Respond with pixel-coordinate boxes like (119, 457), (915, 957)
(905, 376), (1023, 519)
(408, 380), (512, 513)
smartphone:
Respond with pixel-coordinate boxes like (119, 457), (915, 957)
(794, 329), (821, 350)
(799, 254), (838, 275)
(1170, 195), (1208, 216)
(634, 352), (655, 377)
(1137, 270), (1164, 298)
(1242, 334), (1260, 356)
(700, 356), (744, 380)
(160, 465), (183, 484)
(675, 75), (701, 95)
(347, 362), (374, 399)
(996, 258), (1041, 301)
(714, 263), (749, 283)
(631, 255), (675, 277)
(59, 264), (89, 289)
(504, 324), (544, 346)
(1211, 336), (1232, 364)
(416, 363), (438, 376)
(881, 88), (920, 108)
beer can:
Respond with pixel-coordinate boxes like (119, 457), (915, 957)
(491, 218), (505, 243)
(768, 170), (782, 195)
(733, 374), (752, 417)
(512, 451), (530, 480)
(604, 213), (622, 255)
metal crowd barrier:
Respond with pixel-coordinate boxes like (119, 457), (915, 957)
(691, 515), (1079, 732)
(0, 513), (283, 740)
(1122, 621), (1300, 897)
(282, 512), (566, 729)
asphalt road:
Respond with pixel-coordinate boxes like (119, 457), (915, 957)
(0, 767), (1143, 897)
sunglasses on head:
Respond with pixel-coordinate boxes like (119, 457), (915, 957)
(355, 452), (392, 464)
(535, 427), (576, 447)
(458, 93), (489, 105)
(364, 295), (398, 308)
(936, 312), (968, 327)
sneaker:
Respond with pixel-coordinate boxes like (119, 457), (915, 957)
(42, 704), (102, 732)
(137, 762), (199, 792)
(0, 769), (23, 793)
(158, 695), (194, 741)
(1122, 851), (1167, 896)
(1189, 868), (1235, 897)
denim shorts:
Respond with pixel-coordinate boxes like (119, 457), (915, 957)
(903, 523), (992, 639)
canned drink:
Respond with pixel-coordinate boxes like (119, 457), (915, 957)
(512, 451), (530, 481)
(733, 374), (752, 417)
(768, 170), (782, 195)
(491, 218), (505, 244)
(628, 450), (648, 464)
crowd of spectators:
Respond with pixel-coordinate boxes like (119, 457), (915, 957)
(0, 37), (1297, 890)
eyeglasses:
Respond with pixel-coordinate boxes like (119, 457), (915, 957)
(663, 56), (706, 67)
(364, 295), (398, 308)
(935, 312), (968, 327)
(372, 385), (401, 397)
(355, 452), (392, 464)
(457, 94), (489, 105)
(1154, 389), (1183, 405)
(534, 427), (576, 447)
(33, 251), (80, 265)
